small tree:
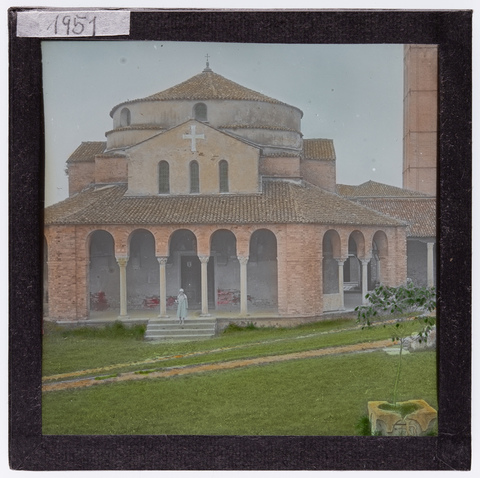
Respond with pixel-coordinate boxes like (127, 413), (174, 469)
(355, 281), (436, 406)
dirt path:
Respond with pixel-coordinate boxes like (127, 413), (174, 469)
(43, 323), (366, 383)
(43, 339), (393, 393)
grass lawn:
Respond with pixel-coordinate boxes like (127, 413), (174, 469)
(42, 317), (424, 377)
(42, 318), (437, 435)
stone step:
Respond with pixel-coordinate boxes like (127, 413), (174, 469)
(148, 319), (216, 325)
(147, 327), (215, 335)
(144, 334), (214, 341)
(147, 323), (215, 330)
(144, 317), (216, 341)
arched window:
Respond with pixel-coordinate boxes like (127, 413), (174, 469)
(190, 161), (199, 193)
(219, 160), (229, 193)
(158, 161), (170, 194)
(120, 107), (131, 127)
(194, 103), (207, 122)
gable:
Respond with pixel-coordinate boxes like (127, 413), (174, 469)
(125, 120), (260, 196)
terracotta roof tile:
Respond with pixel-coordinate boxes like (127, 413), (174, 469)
(66, 142), (106, 164)
(111, 70), (300, 115)
(303, 139), (336, 161)
(354, 198), (436, 237)
(337, 180), (431, 198)
(220, 124), (301, 134)
(106, 124), (166, 135)
(45, 181), (404, 228)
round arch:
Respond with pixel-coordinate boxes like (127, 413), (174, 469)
(372, 230), (388, 258)
(248, 229), (278, 310)
(120, 107), (131, 127)
(323, 229), (342, 259)
(193, 102), (207, 121)
(126, 229), (157, 310)
(88, 230), (118, 312)
(370, 230), (389, 288)
(166, 229), (201, 308)
(211, 229), (238, 309)
(343, 230), (366, 299)
(349, 230), (366, 258)
(322, 230), (342, 295)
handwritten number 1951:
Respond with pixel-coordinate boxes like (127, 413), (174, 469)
(49, 14), (96, 36)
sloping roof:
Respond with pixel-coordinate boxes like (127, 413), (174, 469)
(66, 142), (106, 164)
(111, 69), (300, 116)
(303, 139), (336, 161)
(337, 180), (431, 198)
(45, 181), (405, 228)
(354, 198), (436, 237)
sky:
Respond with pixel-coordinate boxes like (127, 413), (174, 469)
(42, 41), (404, 206)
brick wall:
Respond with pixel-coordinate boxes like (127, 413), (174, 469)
(68, 162), (95, 196)
(403, 44), (438, 196)
(259, 156), (301, 177)
(300, 159), (337, 192)
(44, 222), (407, 320)
(45, 225), (79, 319)
(95, 156), (128, 184)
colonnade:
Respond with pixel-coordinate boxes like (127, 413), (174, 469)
(115, 253), (251, 318)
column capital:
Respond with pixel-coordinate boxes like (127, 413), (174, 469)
(335, 257), (348, 265)
(198, 255), (210, 264)
(237, 255), (249, 265)
(360, 257), (371, 265)
(157, 256), (169, 265)
(116, 256), (129, 267)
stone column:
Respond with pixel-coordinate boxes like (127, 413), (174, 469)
(116, 256), (129, 318)
(336, 259), (346, 309)
(238, 255), (249, 316)
(157, 256), (169, 317)
(361, 259), (370, 304)
(198, 255), (210, 317)
(427, 242), (435, 288)
(376, 256), (383, 285)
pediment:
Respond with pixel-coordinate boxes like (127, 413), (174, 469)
(127, 119), (260, 157)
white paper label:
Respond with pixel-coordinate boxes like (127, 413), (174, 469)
(17, 10), (130, 38)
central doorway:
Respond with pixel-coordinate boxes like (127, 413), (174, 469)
(180, 255), (215, 309)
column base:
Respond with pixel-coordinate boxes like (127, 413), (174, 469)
(200, 313), (211, 317)
(117, 315), (130, 320)
(158, 314), (170, 318)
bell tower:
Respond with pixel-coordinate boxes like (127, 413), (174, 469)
(403, 44), (438, 195)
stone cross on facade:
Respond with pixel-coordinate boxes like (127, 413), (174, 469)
(183, 125), (205, 152)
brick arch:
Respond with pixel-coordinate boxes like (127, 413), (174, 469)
(349, 230), (366, 259)
(372, 230), (389, 258)
(86, 229), (116, 258)
(322, 229), (342, 259)
(209, 229), (237, 256)
(249, 228), (277, 257)
(87, 229), (119, 312)
(371, 230), (390, 287)
(126, 228), (156, 255)
(167, 228), (198, 255)
(248, 228), (278, 310)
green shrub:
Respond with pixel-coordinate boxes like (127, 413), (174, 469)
(60, 321), (146, 340)
(222, 322), (258, 334)
(355, 415), (372, 436)
(355, 282), (436, 406)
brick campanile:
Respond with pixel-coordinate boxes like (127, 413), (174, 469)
(403, 44), (438, 196)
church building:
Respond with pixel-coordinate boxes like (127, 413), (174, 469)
(44, 51), (435, 322)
